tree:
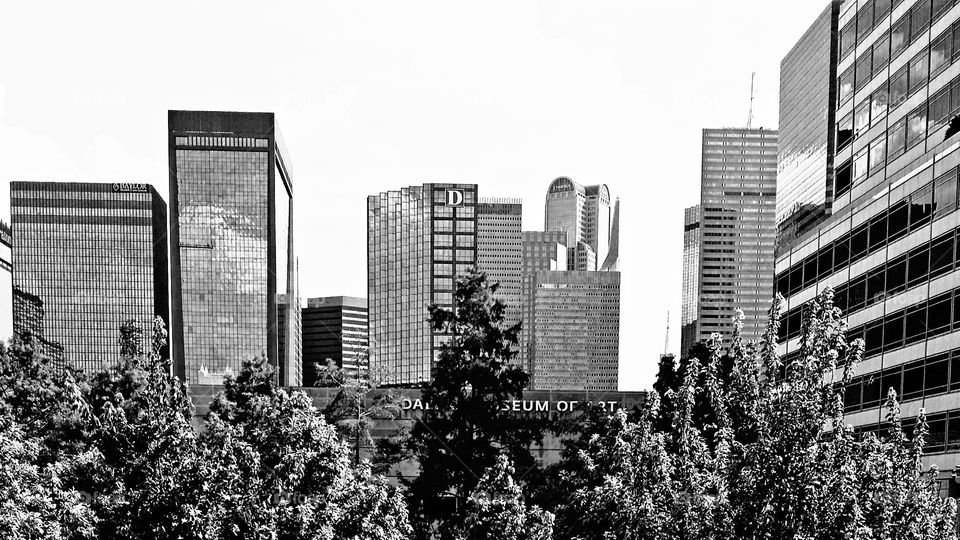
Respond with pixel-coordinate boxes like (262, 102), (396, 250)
(405, 269), (545, 538)
(461, 455), (554, 540)
(551, 290), (960, 540)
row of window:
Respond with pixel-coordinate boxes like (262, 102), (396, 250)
(841, 0), (953, 69)
(841, 346), (960, 412)
(854, 409), (959, 454)
(846, 288), (960, 357)
(838, 24), (960, 156)
(775, 167), (958, 298)
(779, 225), (959, 341)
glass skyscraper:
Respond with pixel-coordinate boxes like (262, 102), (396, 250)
(693, 128), (778, 347)
(519, 231), (568, 375)
(477, 198), (523, 331)
(168, 110), (300, 386)
(367, 183), (478, 386)
(10, 181), (169, 372)
(775, 0), (960, 490)
(0, 220), (11, 340)
(544, 177), (616, 271)
(680, 204), (702, 355)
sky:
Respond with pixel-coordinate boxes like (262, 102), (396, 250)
(0, 0), (833, 390)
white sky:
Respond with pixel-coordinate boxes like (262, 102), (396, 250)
(0, 0), (831, 390)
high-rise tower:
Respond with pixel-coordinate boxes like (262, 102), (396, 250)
(544, 177), (616, 271)
(168, 110), (300, 386)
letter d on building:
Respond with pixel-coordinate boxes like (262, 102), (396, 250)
(445, 189), (464, 207)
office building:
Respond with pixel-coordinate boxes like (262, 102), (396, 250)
(277, 293), (303, 386)
(774, 0), (960, 490)
(528, 270), (620, 391)
(0, 220), (11, 340)
(680, 205), (702, 355)
(777, 1), (844, 245)
(600, 198), (621, 271)
(694, 128), (778, 346)
(544, 177), (616, 271)
(477, 198), (523, 330)
(168, 110), (300, 386)
(367, 183), (478, 386)
(302, 296), (368, 385)
(10, 181), (169, 372)
(519, 231), (568, 373)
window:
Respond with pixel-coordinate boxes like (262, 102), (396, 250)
(926, 355), (949, 394)
(862, 374), (881, 407)
(818, 248), (833, 278)
(839, 65), (855, 105)
(909, 51), (929, 95)
(903, 364), (924, 399)
(854, 147), (870, 181)
(803, 254), (818, 288)
(841, 19), (857, 60)
(838, 112), (854, 150)
(851, 224), (869, 260)
(954, 22), (960, 62)
(927, 414), (947, 453)
(855, 99), (872, 137)
(911, 1), (931, 37)
(848, 277), (867, 311)
(908, 245), (930, 287)
(881, 368), (901, 398)
(868, 266), (886, 303)
(890, 65), (909, 107)
(844, 383), (862, 411)
(906, 304), (927, 344)
(891, 15), (910, 58)
(935, 169), (958, 215)
(931, 32), (952, 77)
(856, 52), (874, 92)
(834, 237), (850, 268)
(873, 86), (890, 125)
(933, 0), (952, 21)
(907, 106), (928, 148)
(873, 33), (891, 77)
(889, 200), (910, 240)
(910, 183), (934, 229)
(870, 134), (887, 172)
(859, 2), (876, 41)
(866, 320), (885, 356)
(952, 80), (960, 117)
(928, 293), (953, 336)
(888, 117), (908, 160)
(884, 312), (905, 349)
(875, 0), (892, 23)
(836, 159), (853, 197)
(869, 212), (889, 252)
(930, 87), (952, 128)
(930, 235), (955, 278)
(887, 255), (908, 293)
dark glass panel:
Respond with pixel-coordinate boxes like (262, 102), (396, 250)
(891, 15), (910, 58)
(836, 159), (854, 197)
(911, 1), (931, 37)
(883, 312), (905, 349)
(868, 267), (886, 305)
(905, 305), (928, 344)
(890, 65), (910, 107)
(818, 247), (833, 279)
(928, 293), (953, 335)
(862, 373), (882, 407)
(909, 50), (929, 95)
(931, 31), (952, 77)
(925, 355), (949, 395)
(803, 254), (818, 287)
(929, 234), (955, 278)
(926, 414), (948, 453)
(934, 169), (959, 215)
(902, 362), (925, 399)
(841, 19), (858, 60)
(851, 224), (869, 260)
(888, 200), (910, 240)
(848, 275), (868, 311)
(881, 367), (902, 398)
(907, 105), (928, 148)
(930, 87), (952, 128)
(869, 213), (888, 252)
(839, 65), (855, 105)
(845, 381), (862, 411)
(907, 245), (930, 287)
(838, 112), (854, 151)
(866, 320), (885, 356)
(834, 235), (850, 267)
(909, 184), (934, 229)
(887, 255), (908, 294)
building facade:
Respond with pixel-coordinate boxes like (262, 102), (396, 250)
(680, 205), (702, 355)
(0, 220), (11, 340)
(695, 128), (778, 346)
(168, 110), (300, 386)
(777, 1), (843, 246)
(544, 177), (615, 271)
(775, 0), (960, 489)
(10, 181), (168, 372)
(528, 270), (620, 391)
(519, 231), (568, 373)
(302, 296), (368, 385)
(367, 183), (478, 386)
(477, 198), (523, 330)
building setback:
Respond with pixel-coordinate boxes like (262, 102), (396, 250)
(695, 128), (778, 346)
(680, 204), (702, 355)
(477, 198), (523, 331)
(528, 270), (620, 391)
(367, 183), (478, 386)
(10, 181), (169, 371)
(168, 110), (301, 386)
(519, 231), (568, 375)
(775, 0), (960, 492)
(302, 296), (368, 385)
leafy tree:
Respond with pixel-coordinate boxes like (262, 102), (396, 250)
(461, 454), (554, 540)
(552, 290), (960, 540)
(405, 269), (545, 538)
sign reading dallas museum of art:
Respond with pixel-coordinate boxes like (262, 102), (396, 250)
(401, 397), (624, 414)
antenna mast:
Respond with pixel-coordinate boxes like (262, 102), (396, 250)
(747, 72), (756, 129)
(663, 311), (670, 356)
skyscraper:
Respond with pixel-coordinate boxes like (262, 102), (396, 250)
(528, 270), (620, 391)
(680, 204), (702, 355)
(544, 177), (616, 271)
(168, 110), (300, 386)
(694, 128), (778, 346)
(519, 231), (568, 372)
(302, 296), (368, 385)
(477, 198), (523, 330)
(10, 181), (169, 371)
(367, 183), (478, 386)
(0, 220), (11, 340)
(777, 0), (843, 245)
(775, 0), (960, 489)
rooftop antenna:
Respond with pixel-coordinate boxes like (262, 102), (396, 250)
(747, 72), (756, 129)
(663, 311), (670, 356)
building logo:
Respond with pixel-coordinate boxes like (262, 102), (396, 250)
(445, 189), (465, 207)
(113, 183), (149, 193)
